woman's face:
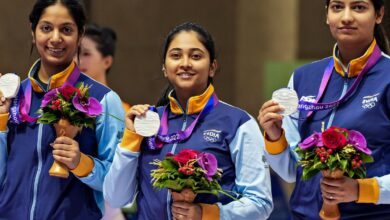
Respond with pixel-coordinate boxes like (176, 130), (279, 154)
(79, 36), (110, 79)
(326, 0), (383, 47)
(32, 3), (80, 71)
(164, 31), (216, 97)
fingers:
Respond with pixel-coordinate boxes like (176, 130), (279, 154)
(53, 136), (75, 145)
(127, 104), (150, 118)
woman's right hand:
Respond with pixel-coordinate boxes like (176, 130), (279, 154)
(257, 100), (284, 141)
(125, 104), (150, 132)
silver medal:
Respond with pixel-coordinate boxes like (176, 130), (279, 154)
(0, 73), (20, 98)
(134, 110), (161, 137)
(272, 88), (298, 116)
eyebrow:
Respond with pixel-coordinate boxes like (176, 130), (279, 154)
(39, 21), (76, 26)
(168, 48), (205, 53)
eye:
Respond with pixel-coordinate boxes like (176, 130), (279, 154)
(352, 4), (367, 12)
(40, 24), (52, 33)
(191, 53), (202, 60)
(169, 52), (181, 60)
(62, 26), (74, 35)
(330, 3), (343, 12)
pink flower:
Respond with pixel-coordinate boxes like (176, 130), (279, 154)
(72, 95), (102, 117)
(299, 132), (323, 149)
(348, 130), (371, 155)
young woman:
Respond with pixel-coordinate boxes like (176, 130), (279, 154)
(0, 0), (124, 219)
(258, 0), (390, 219)
(104, 22), (273, 220)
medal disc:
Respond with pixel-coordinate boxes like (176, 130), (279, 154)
(134, 110), (160, 137)
(0, 73), (20, 98)
(272, 88), (298, 116)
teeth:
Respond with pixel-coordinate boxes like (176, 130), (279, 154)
(48, 48), (64, 52)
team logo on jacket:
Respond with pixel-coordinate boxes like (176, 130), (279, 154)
(362, 93), (379, 109)
(203, 129), (222, 143)
(300, 95), (316, 103)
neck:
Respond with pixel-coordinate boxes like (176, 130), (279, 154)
(174, 85), (208, 111)
(95, 73), (108, 86)
(38, 61), (70, 83)
(338, 39), (373, 66)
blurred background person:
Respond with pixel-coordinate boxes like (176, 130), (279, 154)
(78, 23), (130, 112)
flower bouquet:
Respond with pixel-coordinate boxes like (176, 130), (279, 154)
(295, 126), (374, 220)
(37, 83), (102, 178)
(150, 149), (237, 202)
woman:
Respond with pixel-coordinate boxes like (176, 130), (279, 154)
(104, 22), (273, 220)
(258, 0), (390, 219)
(0, 0), (124, 219)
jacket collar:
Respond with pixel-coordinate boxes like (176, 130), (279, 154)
(168, 84), (215, 115)
(333, 39), (377, 78)
(28, 59), (76, 93)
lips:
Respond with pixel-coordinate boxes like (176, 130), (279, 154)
(177, 72), (195, 79)
(47, 47), (65, 57)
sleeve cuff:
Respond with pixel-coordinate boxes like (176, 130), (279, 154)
(357, 178), (379, 203)
(120, 129), (144, 152)
(200, 203), (219, 220)
(264, 130), (288, 155)
(0, 113), (9, 132)
(71, 153), (94, 177)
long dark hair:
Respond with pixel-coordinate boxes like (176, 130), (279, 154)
(29, 0), (86, 56)
(326, 0), (389, 54)
(156, 22), (217, 107)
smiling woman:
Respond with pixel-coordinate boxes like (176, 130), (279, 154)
(0, 0), (125, 219)
(104, 22), (273, 220)
(258, 0), (390, 219)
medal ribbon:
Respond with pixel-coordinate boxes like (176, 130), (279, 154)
(146, 93), (219, 150)
(297, 44), (382, 117)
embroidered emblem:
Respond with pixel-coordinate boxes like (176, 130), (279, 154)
(362, 93), (379, 109)
(203, 129), (222, 143)
(300, 95), (316, 103)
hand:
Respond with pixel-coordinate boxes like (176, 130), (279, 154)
(320, 176), (359, 205)
(125, 104), (150, 132)
(257, 100), (284, 140)
(0, 79), (12, 114)
(51, 136), (81, 170)
(171, 188), (197, 202)
(172, 201), (202, 220)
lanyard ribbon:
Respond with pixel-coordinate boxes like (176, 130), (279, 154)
(146, 93), (219, 150)
(10, 65), (81, 124)
(297, 44), (382, 117)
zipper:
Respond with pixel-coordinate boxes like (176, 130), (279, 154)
(29, 124), (44, 220)
(326, 79), (348, 128)
(166, 113), (187, 220)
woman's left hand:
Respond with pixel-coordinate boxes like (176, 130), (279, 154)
(51, 136), (81, 170)
(320, 175), (359, 204)
(171, 202), (202, 220)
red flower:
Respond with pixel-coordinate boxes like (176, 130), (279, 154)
(61, 85), (81, 100)
(322, 128), (347, 149)
(173, 149), (199, 165)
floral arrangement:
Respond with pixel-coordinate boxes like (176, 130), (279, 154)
(37, 83), (102, 129)
(151, 149), (236, 199)
(295, 126), (374, 180)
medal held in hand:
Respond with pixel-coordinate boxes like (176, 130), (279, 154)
(134, 110), (160, 137)
(0, 73), (20, 98)
(272, 88), (298, 116)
